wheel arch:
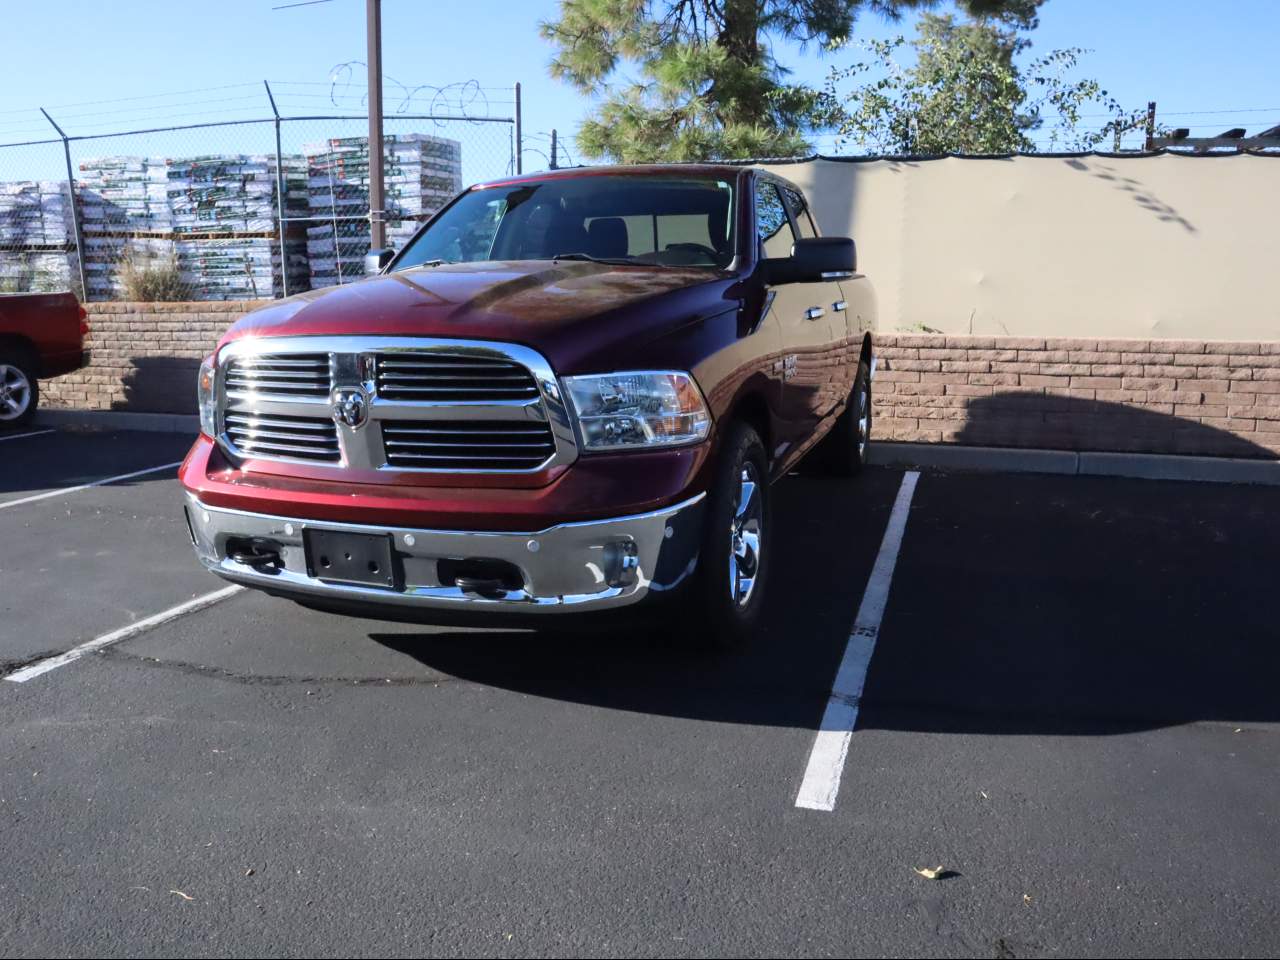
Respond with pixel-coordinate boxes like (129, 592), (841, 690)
(725, 387), (773, 463)
(0, 334), (41, 375)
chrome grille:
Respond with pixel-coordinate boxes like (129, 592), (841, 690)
(226, 353), (331, 397)
(224, 412), (340, 462)
(382, 420), (556, 470)
(215, 336), (577, 475)
(375, 353), (539, 402)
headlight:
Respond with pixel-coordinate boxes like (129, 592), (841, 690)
(197, 355), (217, 438)
(564, 371), (711, 451)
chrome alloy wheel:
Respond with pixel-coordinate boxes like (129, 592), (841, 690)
(856, 372), (870, 459)
(728, 460), (763, 607)
(0, 364), (31, 422)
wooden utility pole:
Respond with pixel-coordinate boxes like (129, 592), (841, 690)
(1144, 101), (1157, 152)
(366, 0), (386, 249)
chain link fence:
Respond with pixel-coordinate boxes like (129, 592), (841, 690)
(0, 106), (517, 302)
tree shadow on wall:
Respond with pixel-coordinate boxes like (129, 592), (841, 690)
(952, 390), (1273, 459)
(119, 356), (201, 415)
(1064, 157), (1197, 233)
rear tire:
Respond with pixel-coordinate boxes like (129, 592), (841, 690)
(0, 350), (38, 430)
(812, 358), (871, 477)
(685, 420), (770, 650)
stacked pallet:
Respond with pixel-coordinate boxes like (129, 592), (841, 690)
(0, 180), (78, 292)
(76, 154), (308, 300)
(304, 133), (462, 288)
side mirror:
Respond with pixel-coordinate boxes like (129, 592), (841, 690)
(765, 236), (856, 285)
(365, 247), (395, 275)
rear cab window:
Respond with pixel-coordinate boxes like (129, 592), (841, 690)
(779, 185), (818, 240)
(755, 181), (796, 259)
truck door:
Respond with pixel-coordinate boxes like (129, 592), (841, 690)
(755, 179), (840, 457)
(779, 183), (854, 411)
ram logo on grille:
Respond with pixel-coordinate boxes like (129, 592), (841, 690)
(332, 389), (369, 429)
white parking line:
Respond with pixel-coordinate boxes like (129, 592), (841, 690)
(4, 585), (243, 684)
(0, 461), (183, 511)
(0, 429), (56, 443)
(795, 470), (919, 812)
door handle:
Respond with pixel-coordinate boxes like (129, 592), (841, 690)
(832, 300), (847, 312)
(804, 306), (825, 320)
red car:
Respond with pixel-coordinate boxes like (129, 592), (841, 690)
(181, 165), (876, 645)
(0, 291), (90, 429)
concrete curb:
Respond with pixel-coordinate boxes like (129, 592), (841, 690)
(36, 409), (199, 435)
(26, 413), (1280, 486)
(869, 442), (1280, 486)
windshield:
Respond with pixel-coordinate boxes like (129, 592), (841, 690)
(394, 175), (736, 270)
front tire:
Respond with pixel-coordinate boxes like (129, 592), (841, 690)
(688, 420), (770, 649)
(0, 351), (38, 430)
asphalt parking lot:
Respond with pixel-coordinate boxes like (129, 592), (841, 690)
(1, 427), (1278, 958)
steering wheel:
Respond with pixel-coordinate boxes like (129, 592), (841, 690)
(663, 242), (720, 262)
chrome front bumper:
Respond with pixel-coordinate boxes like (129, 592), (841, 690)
(184, 492), (705, 614)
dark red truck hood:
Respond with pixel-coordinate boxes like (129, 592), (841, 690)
(220, 260), (742, 374)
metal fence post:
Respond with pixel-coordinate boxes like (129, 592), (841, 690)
(263, 81), (289, 298)
(366, 0), (387, 250)
(550, 129), (557, 170)
(514, 82), (523, 175)
(38, 108), (89, 302)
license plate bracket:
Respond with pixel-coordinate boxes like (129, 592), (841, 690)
(304, 529), (398, 590)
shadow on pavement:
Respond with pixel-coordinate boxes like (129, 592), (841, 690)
(0, 429), (190, 498)
(857, 467), (1280, 735)
(372, 401), (1278, 736)
(370, 469), (905, 730)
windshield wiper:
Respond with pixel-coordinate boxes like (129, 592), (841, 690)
(551, 252), (638, 266)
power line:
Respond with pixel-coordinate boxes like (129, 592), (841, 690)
(0, 93), (269, 129)
(0, 82), (261, 116)
(1076, 106), (1280, 119)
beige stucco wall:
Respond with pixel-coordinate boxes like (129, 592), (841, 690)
(762, 154), (1280, 341)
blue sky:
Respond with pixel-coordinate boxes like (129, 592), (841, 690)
(1, 0), (1277, 177)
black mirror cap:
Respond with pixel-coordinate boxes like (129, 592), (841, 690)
(765, 236), (856, 285)
(365, 247), (396, 275)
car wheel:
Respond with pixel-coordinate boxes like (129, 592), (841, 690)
(688, 420), (770, 649)
(0, 351), (38, 430)
(812, 358), (871, 477)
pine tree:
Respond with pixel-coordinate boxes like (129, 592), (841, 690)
(541, 0), (1045, 162)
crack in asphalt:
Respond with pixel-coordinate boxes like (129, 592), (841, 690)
(98, 647), (457, 689)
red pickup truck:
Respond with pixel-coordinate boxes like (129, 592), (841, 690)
(0, 291), (89, 429)
(181, 164), (876, 645)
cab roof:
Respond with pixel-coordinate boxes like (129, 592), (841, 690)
(475, 163), (753, 190)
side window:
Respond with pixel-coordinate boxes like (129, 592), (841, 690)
(780, 185), (817, 240)
(755, 181), (795, 260)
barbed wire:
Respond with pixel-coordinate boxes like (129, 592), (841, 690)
(325, 64), (501, 123)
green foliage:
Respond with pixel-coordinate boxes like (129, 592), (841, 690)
(541, 0), (1044, 162)
(116, 244), (187, 302)
(817, 12), (1148, 154)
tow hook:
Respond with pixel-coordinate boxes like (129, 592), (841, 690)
(227, 537), (284, 571)
(453, 576), (510, 599)
(439, 558), (523, 599)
